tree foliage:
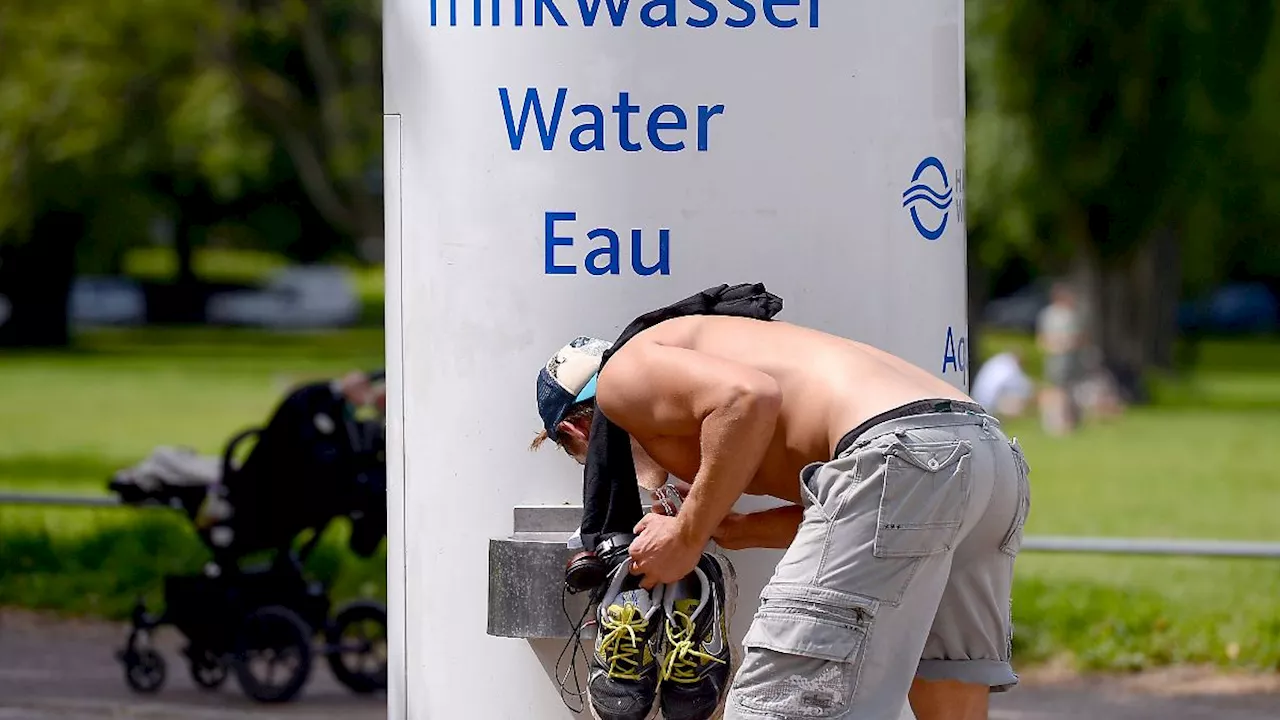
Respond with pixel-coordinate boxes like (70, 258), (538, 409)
(0, 0), (273, 240)
(0, 0), (383, 346)
(0, 0), (383, 242)
(215, 0), (383, 240)
(966, 0), (1278, 373)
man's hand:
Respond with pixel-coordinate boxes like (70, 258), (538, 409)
(628, 513), (703, 590)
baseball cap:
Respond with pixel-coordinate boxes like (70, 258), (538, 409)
(536, 336), (613, 439)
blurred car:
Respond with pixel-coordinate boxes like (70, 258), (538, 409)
(1179, 282), (1279, 335)
(206, 265), (361, 329)
(69, 276), (147, 326)
(981, 281), (1050, 333)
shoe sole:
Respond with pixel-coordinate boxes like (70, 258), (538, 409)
(707, 548), (739, 720)
(588, 684), (663, 720)
(587, 689), (663, 720)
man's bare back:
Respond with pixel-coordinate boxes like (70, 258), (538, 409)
(602, 315), (973, 504)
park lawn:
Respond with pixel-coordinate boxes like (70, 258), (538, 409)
(0, 326), (385, 492)
(998, 408), (1280, 671)
(0, 326), (387, 617)
(1, 326), (1279, 673)
(123, 246), (385, 305)
(122, 246), (386, 325)
(976, 331), (1280, 670)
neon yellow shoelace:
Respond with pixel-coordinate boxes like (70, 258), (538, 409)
(660, 609), (724, 684)
(598, 604), (649, 680)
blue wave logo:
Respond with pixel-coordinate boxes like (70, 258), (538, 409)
(902, 156), (953, 241)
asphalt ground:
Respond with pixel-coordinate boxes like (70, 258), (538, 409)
(2, 610), (1277, 719)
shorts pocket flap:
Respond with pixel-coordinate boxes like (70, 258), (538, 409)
(874, 439), (974, 558)
(886, 439), (971, 473)
(743, 611), (866, 663)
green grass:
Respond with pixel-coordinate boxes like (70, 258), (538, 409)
(0, 325), (388, 618)
(1, 316), (1279, 675)
(996, 410), (1280, 672)
(122, 245), (387, 325)
(123, 246), (292, 284)
(976, 330), (1280, 672)
(0, 326), (384, 491)
(0, 507), (385, 619)
(123, 246), (385, 302)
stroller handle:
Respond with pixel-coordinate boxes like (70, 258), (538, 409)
(221, 427), (263, 476)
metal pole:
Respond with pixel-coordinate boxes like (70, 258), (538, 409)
(4, 495), (1279, 559)
(0, 492), (122, 508)
(1021, 535), (1280, 559)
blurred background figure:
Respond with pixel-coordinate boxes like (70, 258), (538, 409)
(1072, 349), (1128, 423)
(971, 349), (1034, 419)
(337, 368), (388, 417)
(1035, 282), (1085, 435)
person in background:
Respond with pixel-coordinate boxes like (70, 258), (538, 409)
(970, 350), (1033, 419)
(336, 369), (387, 417)
(1035, 282), (1085, 435)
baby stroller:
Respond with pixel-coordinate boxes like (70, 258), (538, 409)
(107, 371), (389, 704)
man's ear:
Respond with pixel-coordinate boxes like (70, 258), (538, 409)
(557, 418), (589, 446)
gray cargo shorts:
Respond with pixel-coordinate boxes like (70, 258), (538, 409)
(725, 399), (1032, 720)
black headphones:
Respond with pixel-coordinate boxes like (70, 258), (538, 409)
(564, 532), (634, 594)
(564, 551), (608, 595)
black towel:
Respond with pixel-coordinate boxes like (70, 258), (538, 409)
(579, 283), (784, 551)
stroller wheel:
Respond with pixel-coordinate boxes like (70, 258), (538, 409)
(231, 605), (314, 704)
(189, 649), (228, 690)
(325, 601), (389, 694)
(123, 648), (167, 694)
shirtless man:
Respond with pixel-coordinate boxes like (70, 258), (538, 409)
(534, 315), (1031, 720)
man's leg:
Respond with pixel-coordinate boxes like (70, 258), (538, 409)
(725, 421), (995, 719)
(908, 678), (989, 720)
(910, 422), (1031, 720)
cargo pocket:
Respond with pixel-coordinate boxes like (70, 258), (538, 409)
(873, 438), (973, 559)
(735, 589), (873, 719)
(999, 438), (1032, 558)
(797, 461), (828, 517)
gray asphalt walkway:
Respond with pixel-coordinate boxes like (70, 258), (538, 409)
(2, 610), (1277, 719)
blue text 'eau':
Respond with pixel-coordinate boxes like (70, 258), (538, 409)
(545, 211), (671, 276)
(501, 88), (724, 152)
(431, 0), (819, 28)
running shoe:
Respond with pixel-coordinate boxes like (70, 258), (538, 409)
(587, 557), (665, 720)
(658, 552), (738, 720)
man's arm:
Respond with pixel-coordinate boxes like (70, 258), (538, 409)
(597, 340), (782, 551)
(714, 506), (803, 550)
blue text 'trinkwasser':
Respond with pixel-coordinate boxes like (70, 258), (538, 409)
(429, 0), (820, 28)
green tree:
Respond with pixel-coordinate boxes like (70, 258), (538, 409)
(0, 0), (272, 346)
(0, 0), (384, 346)
(968, 0), (1276, 377)
(214, 0), (384, 243)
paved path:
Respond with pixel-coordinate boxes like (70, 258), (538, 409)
(0, 610), (385, 720)
(3, 610), (1277, 719)
(984, 672), (1280, 720)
